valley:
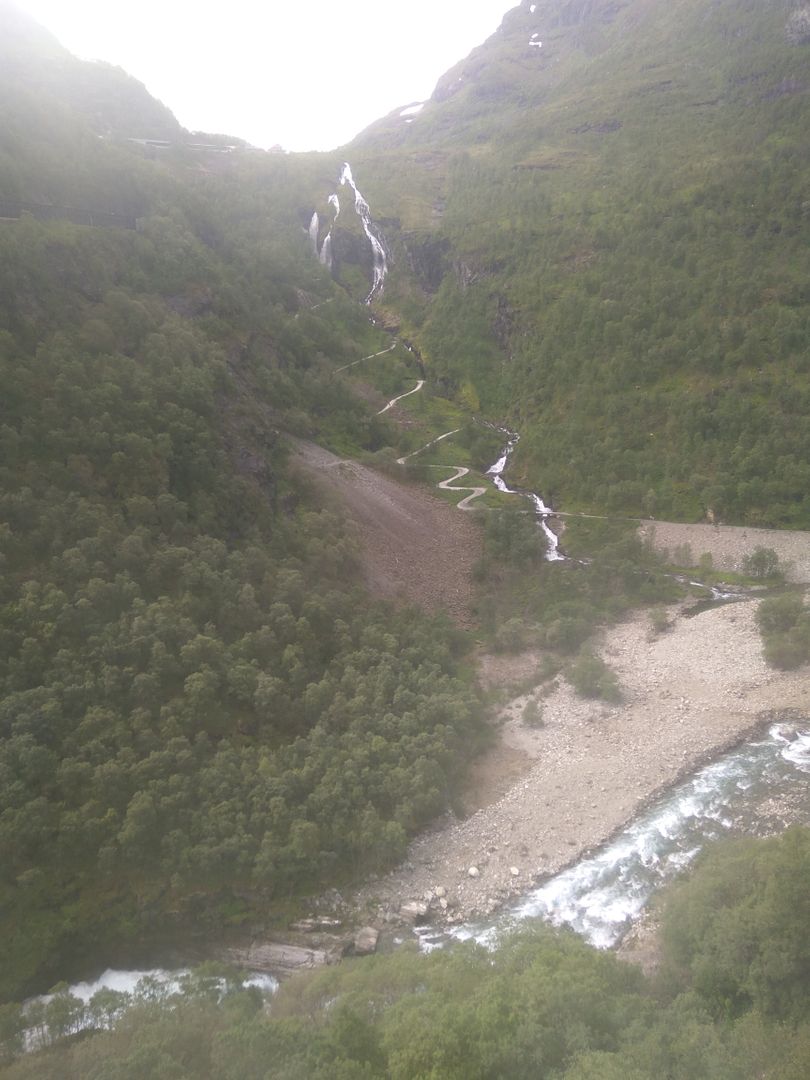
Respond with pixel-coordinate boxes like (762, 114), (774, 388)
(2, 0), (810, 1075)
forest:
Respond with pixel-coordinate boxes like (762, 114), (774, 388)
(0, 38), (488, 997)
(4, 829), (810, 1077)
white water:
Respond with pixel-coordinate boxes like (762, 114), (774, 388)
(320, 193), (341, 270)
(340, 162), (388, 303)
(486, 429), (564, 561)
(308, 211), (320, 256)
(49, 966), (278, 1004)
(417, 722), (810, 953)
(23, 967), (278, 1051)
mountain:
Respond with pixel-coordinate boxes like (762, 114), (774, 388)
(0, 4), (485, 1002)
(342, 0), (810, 526)
(1, 0), (810, 1053)
(0, 0), (181, 140)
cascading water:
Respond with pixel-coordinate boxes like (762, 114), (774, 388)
(308, 211), (320, 256)
(414, 722), (810, 953)
(318, 193), (340, 270)
(486, 429), (564, 561)
(339, 162), (388, 303)
(22, 967), (279, 1052)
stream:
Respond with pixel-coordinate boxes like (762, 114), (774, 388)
(486, 427), (564, 561)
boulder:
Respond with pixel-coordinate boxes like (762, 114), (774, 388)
(354, 926), (380, 955)
(221, 942), (329, 977)
(400, 901), (429, 921)
(468, 866), (480, 878)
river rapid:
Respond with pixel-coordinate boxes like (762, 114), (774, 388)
(414, 721), (810, 953)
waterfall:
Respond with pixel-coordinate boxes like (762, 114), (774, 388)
(308, 211), (320, 256)
(486, 430), (564, 561)
(339, 162), (388, 303)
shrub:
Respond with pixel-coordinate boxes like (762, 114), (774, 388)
(756, 593), (810, 670)
(568, 651), (621, 702)
(742, 547), (784, 581)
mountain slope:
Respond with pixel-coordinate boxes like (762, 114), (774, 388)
(348, 0), (810, 526)
(0, 6), (485, 1000)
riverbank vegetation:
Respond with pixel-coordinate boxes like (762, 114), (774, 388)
(756, 592), (810, 669)
(475, 512), (681, 702)
(5, 829), (810, 1077)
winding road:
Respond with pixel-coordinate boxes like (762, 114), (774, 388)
(377, 379), (425, 414)
(432, 466), (488, 511)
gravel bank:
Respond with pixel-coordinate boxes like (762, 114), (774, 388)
(639, 520), (810, 583)
(349, 599), (809, 927)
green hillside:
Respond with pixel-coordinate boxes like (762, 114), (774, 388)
(348, 0), (810, 526)
(2, 0), (810, 1069)
(0, 4), (484, 1000)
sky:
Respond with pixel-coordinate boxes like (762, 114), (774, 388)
(15, 0), (514, 151)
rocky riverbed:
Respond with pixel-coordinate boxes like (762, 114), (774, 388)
(339, 597), (809, 931)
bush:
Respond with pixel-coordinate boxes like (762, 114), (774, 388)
(756, 593), (810, 669)
(648, 606), (672, 637)
(742, 547), (784, 581)
(568, 651), (621, 702)
(494, 616), (531, 653)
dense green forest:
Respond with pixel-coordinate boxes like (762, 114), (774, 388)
(348, 0), (810, 525)
(5, 829), (810, 1077)
(0, 8), (488, 1000)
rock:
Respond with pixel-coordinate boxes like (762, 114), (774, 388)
(468, 866), (480, 878)
(289, 917), (342, 933)
(400, 901), (429, 921)
(354, 927), (379, 955)
(289, 919), (317, 932)
(439, 897), (448, 911)
(510, 866), (520, 877)
(221, 942), (329, 977)
(435, 885), (446, 898)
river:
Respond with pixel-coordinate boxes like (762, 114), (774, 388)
(415, 721), (810, 953)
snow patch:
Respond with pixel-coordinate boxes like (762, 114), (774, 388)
(400, 102), (425, 117)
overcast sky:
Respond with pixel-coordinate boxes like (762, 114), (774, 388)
(16, 0), (513, 151)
